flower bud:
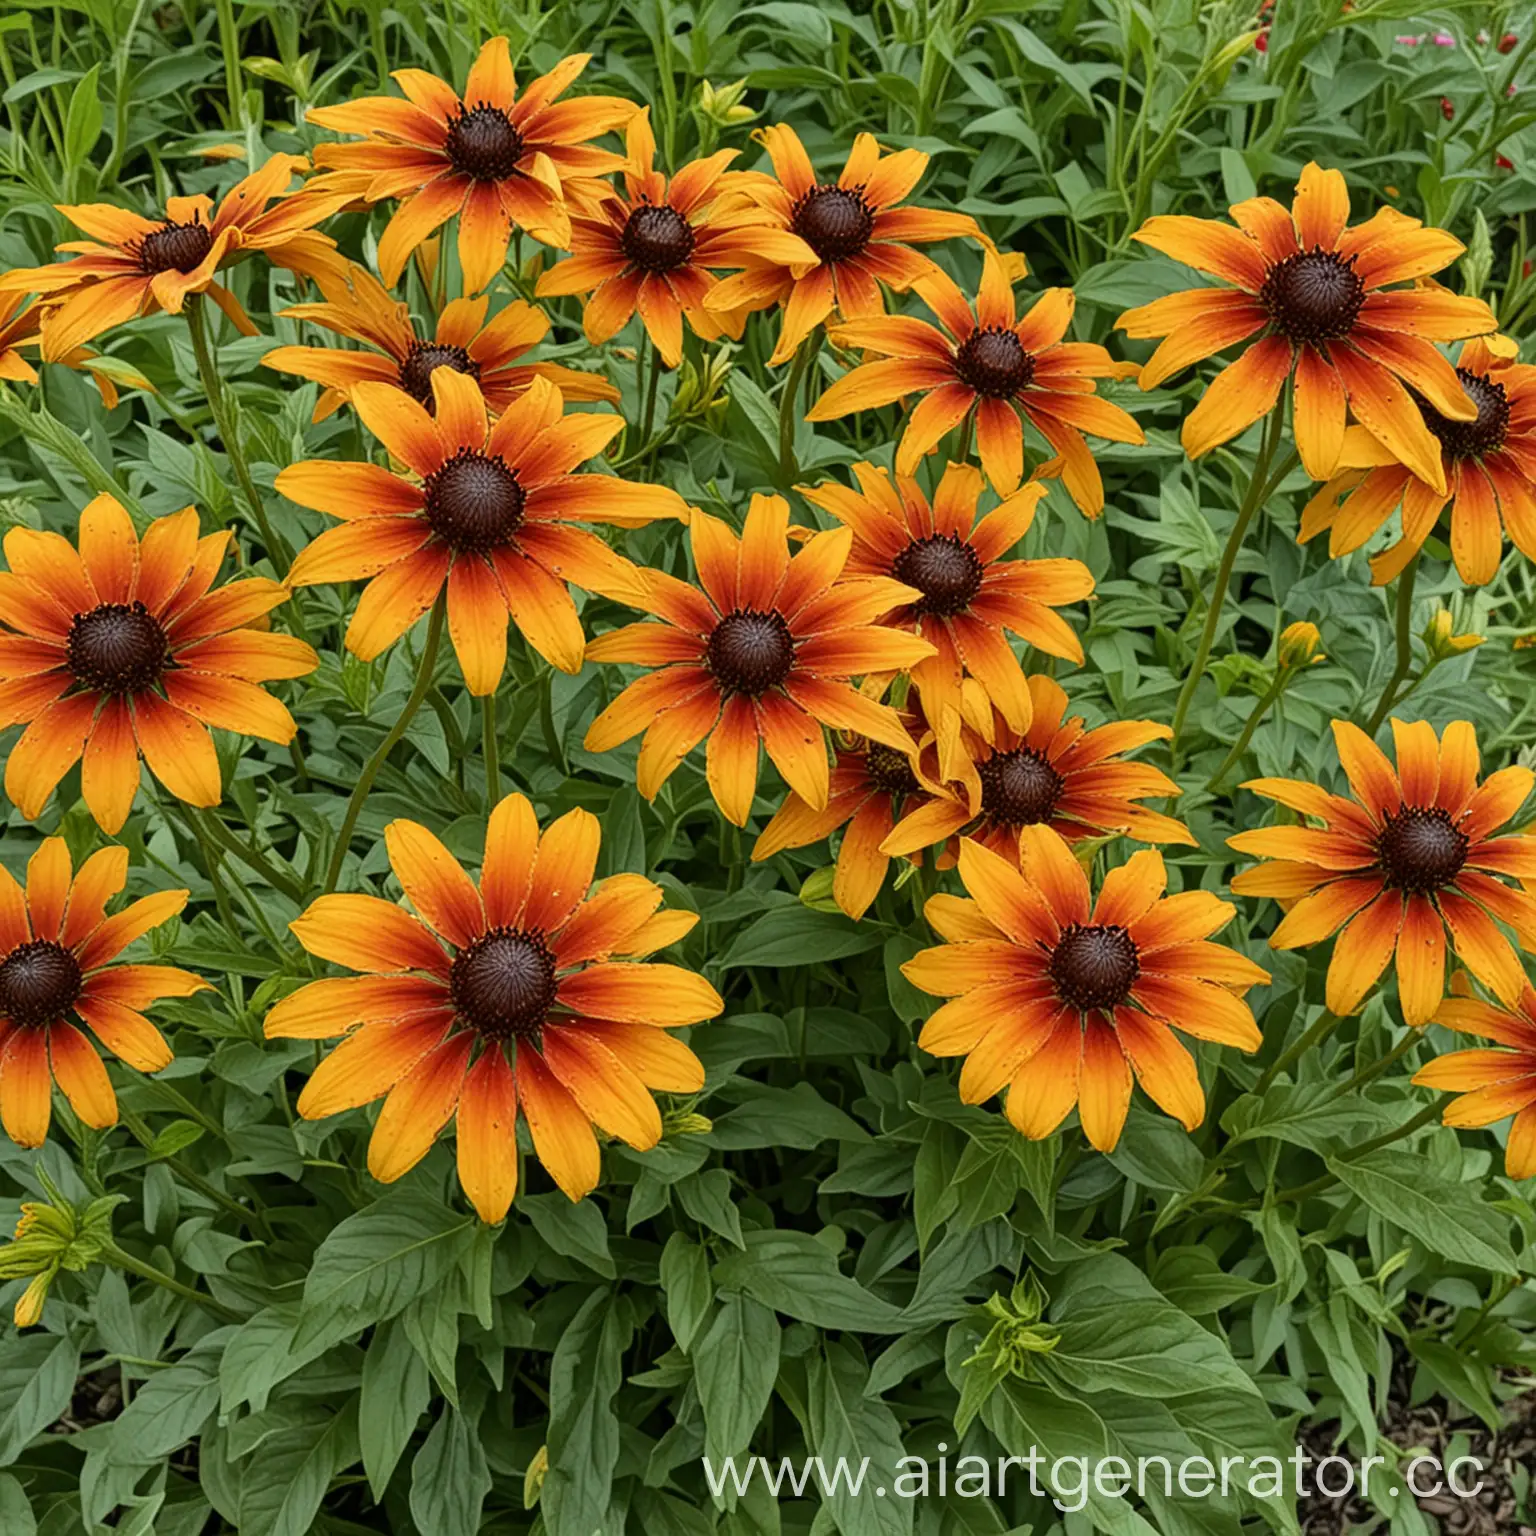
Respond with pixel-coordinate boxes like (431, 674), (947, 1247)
(1277, 621), (1325, 669)
(698, 79), (754, 126)
(1422, 609), (1483, 659)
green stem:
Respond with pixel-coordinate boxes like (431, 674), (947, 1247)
(1330, 1029), (1420, 1100)
(1459, 1275), (1520, 1347)
(1274, 1100), (1444, 1205)
(638, 336), (661, 448)
(177, 804), (238, 934)
(778, 339), (815, 485)
(100, 1240), (241, 1323)
(1204, 676), (1285, 794)
(323, 593), (446, 894)
(1255, 1008), (1340, 1096)
(134, 1074), (229, 1143)
(185, 296), (287, 570)
(118, 1109), (273, 1241)
(1169, 411), (1288, 766)
(195, 809), (305, 904)
(1363, 553), (1420, 736)
(482, 692), (501, 806)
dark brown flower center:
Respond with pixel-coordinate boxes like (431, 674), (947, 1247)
(621, 203), (695, 273)
(138, 220), (214, 276)
(977, 748), (1064, 828)
(706, 609), (796, 696)
(790, 185), (875, 263)
(1049, 923), (1139, 1013)
(450, 928), (558, 1042)
(1259, 248), (1364, 344)
(1375, 806), (1468, 893)
(444, 105), (526, 182)
(0, 940), (82, 1028)
(1419, 369), (1510, 460)
(423, 450), (525, 553)
(864, 742), (919, 797)
(398, 342), (481, 410)
(953, 327), (1034, 398)
(891, 534), (983, 617)
(66, 602), (169, 694)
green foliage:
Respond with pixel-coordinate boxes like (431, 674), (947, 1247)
(2, 0), (1536, 1534)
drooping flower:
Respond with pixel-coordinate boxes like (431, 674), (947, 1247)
(1229, 719), (1536, 1024)
(807, 250), (1144, 513)
(904, 831), (1267, 1150)
(535, 108), (816, 367)
(301, 38), (637, 291)
(262, 260), (617, 421)
(583, 494), (935, 825)
(0, 499), (317, 832)
(0, 291), (152, 409)
(279, 374), (681, 694)
(268, 797), (720, 1219)
(0, 839), (204, 1147)
(798, 461), (1091, 733)
(1297, 335), (1536, 584)
(0, 154), (348, 357)
(1116, 163), (1497, 487)
(883, 677), (1193, 866)
(701, 124), (984, 365)
(1415, 983), (1536, 1179)
(750, 700), (938, 919)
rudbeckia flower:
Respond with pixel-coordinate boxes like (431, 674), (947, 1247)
(0, 294), (44, 385)
(1229, 719), (1536, 1024)
(0, 154), (348, 357)
(0, 498), (317, 833)
(1115, 163), (1497, 488)
(583, 493), (935, 825)
(268, 797), (720, 1219)
(903, 831), (1267, 1151)
(807, 250), (1144, 513)
(883, 677), (1193, 866)
(279, 374), (681, 694)
(1298, 335), (1536, 584)
(0, 839), (204, 1147)
(0, 292), (151, 409)
(750, 701), (939, 920)
(302, 39), (637, 291)
(700, 124), (984, 366)
(798, 461), (1091, 732)
(1415, 983), (1536, 1179)
(535, 108), (816, 367)
(262, 261), (617, 421)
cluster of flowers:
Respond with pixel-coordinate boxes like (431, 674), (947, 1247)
(1, 40), (1535, 1233)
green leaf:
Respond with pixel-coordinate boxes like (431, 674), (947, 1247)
(231, 1401), (361, 1536)
(294, 1190), (476, 1351)
(106, 1358), (218, 1466)
(1044, 1297), (1261, 1400)
(660, 1232), (714, 1353)
(63, 64), (102, 168)
(714, 1230), (905, 1332)
(359, 1317), (431, 1500)
(1328, 1150), (1519, 1275)
(806, 1341), (912, 1536)
(717, 906), (886, 968)
(0, 1334), (78, 1466)
(0, 1474), (34, 1536)
(524, 1192), (617, 1277)
(409, 1403), (492, 1536)
(695, 1293), (780, 1460)
(543, 1290), (633, 1536)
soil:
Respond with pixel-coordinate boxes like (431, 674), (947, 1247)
(1300, 1380), (1535, 1534)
